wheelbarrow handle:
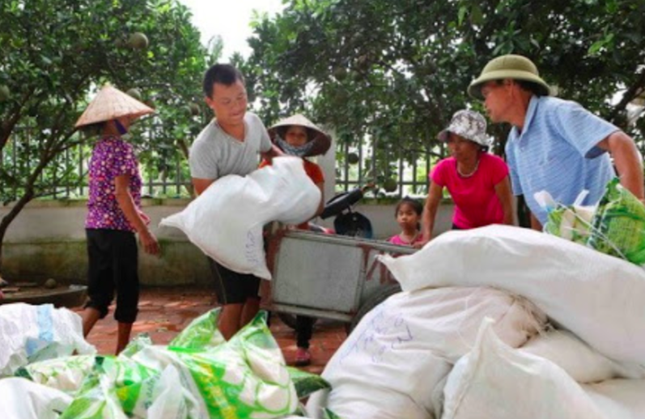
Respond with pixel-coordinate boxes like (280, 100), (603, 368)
(320, 188), (365, 219)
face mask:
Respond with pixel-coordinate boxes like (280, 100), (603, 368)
(114, 119), (129, 135)
(276, 135), (315, 157)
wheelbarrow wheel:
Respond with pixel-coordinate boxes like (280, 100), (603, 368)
(347, 283), (402, 333)
(277, 312), (319, 330)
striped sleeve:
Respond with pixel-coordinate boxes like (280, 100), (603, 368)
(549, 100), (619, 159)
(504, 141), (522, 195)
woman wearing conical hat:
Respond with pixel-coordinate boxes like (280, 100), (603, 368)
(263, 114), (331, 216)
(260, 113), (332, 366)
(75, 84), (159, 355)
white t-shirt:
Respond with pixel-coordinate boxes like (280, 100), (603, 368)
(189, 112), (272, 179)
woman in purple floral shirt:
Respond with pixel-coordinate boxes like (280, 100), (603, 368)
(75, 85), (159, 354)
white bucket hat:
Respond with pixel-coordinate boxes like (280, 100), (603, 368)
(437, 109), (491, 147)
(75, 84), (154, 128)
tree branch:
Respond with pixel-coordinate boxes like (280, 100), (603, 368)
(608, 68), (645, 122)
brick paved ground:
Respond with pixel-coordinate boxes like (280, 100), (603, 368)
(81, 287), (347, 375)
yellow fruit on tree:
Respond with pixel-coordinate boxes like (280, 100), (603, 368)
(128, 32), (149, 49)
(0, 85), (10, 102)
(126, 88), (142, 101)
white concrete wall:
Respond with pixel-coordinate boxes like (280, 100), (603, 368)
(0, 198), (455, 242)
(0, 198), (455, 285)
(314, 200), (455, 239)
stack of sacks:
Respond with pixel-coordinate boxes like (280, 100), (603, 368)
(442, 319), (607, 419)
(443, 320), (645, 419)
(379, 225), (645, 366)
(0, 303), (95, 377)
(519, 329), (644, 384)
(161, 156), (321, 279)
(16, 309), (331, 419)
(378, 225), (645, 418)
(306, 287), (546, 419)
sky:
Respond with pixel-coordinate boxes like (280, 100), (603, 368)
(177, 0), (287, 60)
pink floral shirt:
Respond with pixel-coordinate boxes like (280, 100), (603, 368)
(85, 136), (142, 231)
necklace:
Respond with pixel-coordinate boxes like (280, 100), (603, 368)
(457, 158), (480, 178)
(400, 231), (420, 244)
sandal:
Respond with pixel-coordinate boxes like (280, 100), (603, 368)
(295, 347), (311, 366)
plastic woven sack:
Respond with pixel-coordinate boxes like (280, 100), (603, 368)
(118, 333), (153, 358)
(287, 366), (331, 399)
(21, 353), (161, 418)
(323, 409), (344, 419)
(587, 178), (645, 265)
(17, 354), (96, 394)
(168, 308), (225, 351)
(535, 189), (595, 244)
(160, 156), (320, 279)
(0, 377), (73, 419)
(146, 364), (201, 419)
(128, 311), (299, 419)
(21, 309), (301, 419)
(544, 204), (594, 244)
(60, 365), (129, 419)
(442, 319), (606, 419)
(0, 303), (95, 376)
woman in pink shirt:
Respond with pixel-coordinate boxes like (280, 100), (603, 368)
(420, 110), (513, 246)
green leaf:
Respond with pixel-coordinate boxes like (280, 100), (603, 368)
(588, 39), (604, 55)
(458, 6), (467, 25)
(470, 5), (483, 26)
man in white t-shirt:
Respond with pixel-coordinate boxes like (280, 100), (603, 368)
(189, 64), (281, 339)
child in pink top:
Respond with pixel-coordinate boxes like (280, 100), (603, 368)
(388, 197), (425, 246)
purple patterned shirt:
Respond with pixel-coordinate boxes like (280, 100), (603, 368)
(85, 136), (142, 231)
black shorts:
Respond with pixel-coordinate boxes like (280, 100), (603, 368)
(84, 229), (139, 323)
(208, 257), (261, 305)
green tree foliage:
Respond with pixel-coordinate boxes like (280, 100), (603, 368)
(0, 0), (209, 270)
(244, 0), (645, 172)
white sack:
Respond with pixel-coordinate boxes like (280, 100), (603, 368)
(160, 157), (320, 279)
(379, 225), (645, 365)
(583, 379), (645, 419)
(22, 355), (95, 394)
(0, 377), (73, 419)
(442, 319), (606, 419)
(520, 329), (645, 384)
(308, 287), (545, 419)
(0, 303), (95, 376)
(147, 365), (200, 419)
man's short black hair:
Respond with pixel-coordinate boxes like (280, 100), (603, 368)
(203, 64), (245, 98)
(495, 79), (546, 97)
(516, 80), (546, 97)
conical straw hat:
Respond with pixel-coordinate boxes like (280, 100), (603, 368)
(268, 114), (331, 156)
(75, 84), (154, 128)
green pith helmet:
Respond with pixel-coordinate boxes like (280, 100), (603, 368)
(468, 54), (551, 99)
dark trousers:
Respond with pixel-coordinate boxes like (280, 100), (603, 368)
(85, 229), (139, 323)
(207, 258), (261, 305)
(296, 315), (314, 349)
